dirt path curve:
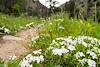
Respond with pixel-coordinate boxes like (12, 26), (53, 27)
(0, 27), (40, 62)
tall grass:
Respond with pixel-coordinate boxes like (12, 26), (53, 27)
(31, 13), (98, 52)
(42, 13), (96, 38)
(0, 13), (40, 35)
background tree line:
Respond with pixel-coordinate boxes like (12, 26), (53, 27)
(0, 0), (100, 21)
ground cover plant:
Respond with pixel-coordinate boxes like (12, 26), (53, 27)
(21, 36), (100, 67)
(0, 13), (100, 67)
(22, 14), (100, 67)
(19, 14), (100, 67)
(0, 13), (41, 35)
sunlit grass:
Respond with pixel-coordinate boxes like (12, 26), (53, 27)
(0, 13), (41, 35)
(0, 13), (100, 67)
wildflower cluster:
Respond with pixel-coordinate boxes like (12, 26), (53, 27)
(21, 36), (100, 67)
(20, 49), (44, 67)
(47, 36), (100, 67)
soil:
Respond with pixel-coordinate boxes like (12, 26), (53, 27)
(0, 27), (39, 63)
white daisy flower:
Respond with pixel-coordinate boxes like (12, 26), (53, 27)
(52, 48), (69, 56)
(79, 58), (87, 66)
(33, 55), (44, 63)
(74, 52), (85, 59)
(87, 59), (96, 67)
(20, 60), (32, 67)
(33, 49), (42, 55)
(67, 45), (76, 51)
(87, 50), (97, 59)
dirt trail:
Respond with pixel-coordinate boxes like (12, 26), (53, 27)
(0, 27), (39, 62)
